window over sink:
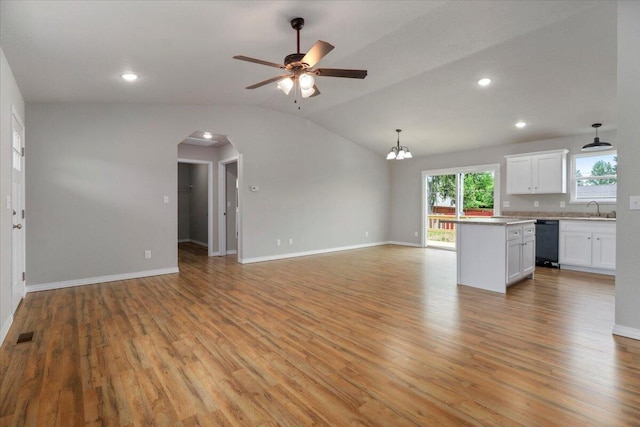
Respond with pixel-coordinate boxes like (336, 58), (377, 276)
(571, 150), (617, 203)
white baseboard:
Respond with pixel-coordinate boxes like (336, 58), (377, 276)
(226, 250), (237, 255)
(1, 314), (13, 346)
(178, 239), (208, 248)
(26, 267), (180, 293)
(240, 241), (390, 264)
(613, 324), (640, 341)
(560, 264), (615, 276)
(389, 241), (423, 248)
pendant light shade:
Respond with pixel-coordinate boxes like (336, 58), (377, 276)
(582, 123), (613, 152)
(386, 129), (412, 160)
(277, 77), (294, 95)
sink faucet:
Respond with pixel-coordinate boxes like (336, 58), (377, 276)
(587, 201), (600, 217)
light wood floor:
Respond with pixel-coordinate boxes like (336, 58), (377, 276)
(1, 243), (639, 426)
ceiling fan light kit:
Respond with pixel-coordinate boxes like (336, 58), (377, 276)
(387, 129), (412, 160)
(581, 123), (613, 152)
(233, 17), (367, 101)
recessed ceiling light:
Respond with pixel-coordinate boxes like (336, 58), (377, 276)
(477, 77), (492, 87)
(202, 132), (213, 139)
(120, 72), (138, 82)
(515, 121), (527, 128)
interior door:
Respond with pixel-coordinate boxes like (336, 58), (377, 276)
(11, 110), (26, 311)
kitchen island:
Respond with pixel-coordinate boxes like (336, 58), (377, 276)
(442, 218), (537, 293)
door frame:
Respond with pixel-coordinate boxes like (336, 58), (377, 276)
(218, 155), (240, 259)
(177, 158), (214, 256)
(421, 163), (501, 248)
(11, 105), (26, 311)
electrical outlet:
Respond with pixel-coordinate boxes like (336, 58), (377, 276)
(631, 195), (640, 210)
(289, 238), (293, 245)
(560, 201), (566, 208)
(503, 201), (510, 208)
(534, 201), (539, 207)
(365, 231), (369, 237)
(145, 250), (151, 259)
(276, 239), (281, 246)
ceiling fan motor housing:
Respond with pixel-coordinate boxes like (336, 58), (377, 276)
(284, 53), (307, 71)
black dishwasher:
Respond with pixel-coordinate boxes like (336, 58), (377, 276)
(535, 220), (559, 268)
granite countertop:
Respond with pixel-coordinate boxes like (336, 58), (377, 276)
(440, 218), (536, 226)
(498, 211), (616, 222)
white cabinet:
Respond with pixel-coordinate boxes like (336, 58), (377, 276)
(456, 220), (536, 293)
(505, 149), (568, 194)
(592, 232), (616, 270)
(506, 224), (536, 285)
(559, 221), (616, 273)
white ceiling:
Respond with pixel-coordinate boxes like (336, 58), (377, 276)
(0, 1), (617, 157)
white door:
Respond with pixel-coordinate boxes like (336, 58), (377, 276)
(559, 231), (591, 266)
(521, 236), (536, 276)
(506, 238), (523, 283)
(506, 157), (532, 194)
(592, 232), (616, 270)
(11, 110), (26, 311)
(533, 153), (563, 193)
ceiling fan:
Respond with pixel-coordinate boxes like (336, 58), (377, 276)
(233, 17), (367, 99)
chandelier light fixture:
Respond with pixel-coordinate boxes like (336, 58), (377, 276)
(581, 123), (613, 152)
(386, 129), (412, 160)
(277, 72), (317, 98)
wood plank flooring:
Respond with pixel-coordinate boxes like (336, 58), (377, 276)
(1, 243), (639, 426)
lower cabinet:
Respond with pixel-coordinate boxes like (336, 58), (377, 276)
(559, 221), (616, 273)
(506, 224), (536, 285)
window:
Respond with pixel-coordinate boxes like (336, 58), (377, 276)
(571, 150), (617, 203)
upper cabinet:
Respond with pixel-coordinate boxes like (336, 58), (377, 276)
(505, 149), (568, 194)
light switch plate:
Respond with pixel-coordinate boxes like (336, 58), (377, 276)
(631, 195), (640, 210)
(163, 196), (169, 204)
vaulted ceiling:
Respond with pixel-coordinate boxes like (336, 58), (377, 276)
(0, 1), (617, 157)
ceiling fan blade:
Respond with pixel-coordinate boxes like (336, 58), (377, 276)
(233, 55), (284, 69)
(246, 74), (291, 89)
(314, 68), (368, 79)
(302, 40), (334, 68)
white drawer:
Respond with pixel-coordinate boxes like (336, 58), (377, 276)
(507, 226), (522, 241)
(523, 224), (535, 236)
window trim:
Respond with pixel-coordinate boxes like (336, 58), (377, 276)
(570, 150), (617, 204)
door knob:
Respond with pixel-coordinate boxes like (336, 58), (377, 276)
(13, 224), (22, 229)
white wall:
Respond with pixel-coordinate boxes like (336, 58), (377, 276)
(25, 104), (390, 286)
(0, 47), (26, 342)
(389, 131), (616, 245)
(615, 1), (640, 337)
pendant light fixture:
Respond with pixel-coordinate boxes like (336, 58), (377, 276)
(582, 123), (613, 152)
(386, 129), (412, 160)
